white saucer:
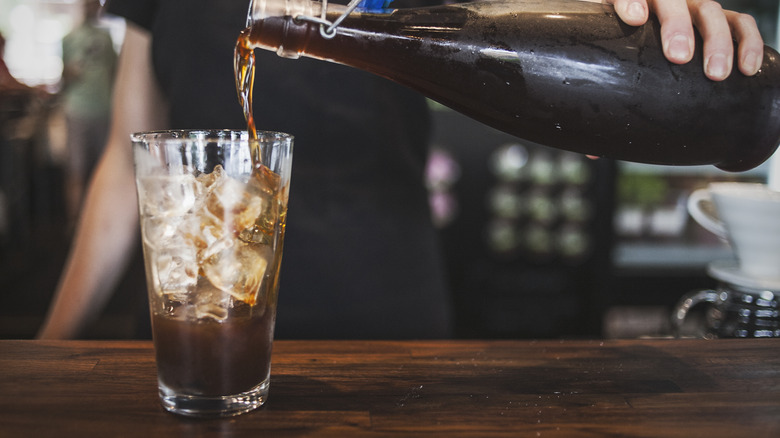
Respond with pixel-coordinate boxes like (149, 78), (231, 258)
(708, 260), (780, 291)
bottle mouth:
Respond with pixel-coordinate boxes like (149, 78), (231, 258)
(247, 0), (319, 27)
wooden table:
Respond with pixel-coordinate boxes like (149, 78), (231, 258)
(1, 339), (778, 437)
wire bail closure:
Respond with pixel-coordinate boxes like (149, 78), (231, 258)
(294, 0), (364, 39)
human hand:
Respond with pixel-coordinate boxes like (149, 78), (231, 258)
(606, 0), (765, 80)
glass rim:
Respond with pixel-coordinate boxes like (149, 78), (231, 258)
(130, 129), (294, 143)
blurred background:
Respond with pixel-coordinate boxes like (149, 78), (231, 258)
(1, 0), (778, 339)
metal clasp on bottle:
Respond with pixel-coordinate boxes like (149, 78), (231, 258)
(294, 0), (364, 39)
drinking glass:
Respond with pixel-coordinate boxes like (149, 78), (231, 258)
(131, 129), (293, 417)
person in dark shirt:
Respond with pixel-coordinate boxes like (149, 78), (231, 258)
(38, 0), (766, 339)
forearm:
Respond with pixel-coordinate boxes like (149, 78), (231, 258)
(38, 23), (168, 339)
(37, 148), (140, 339)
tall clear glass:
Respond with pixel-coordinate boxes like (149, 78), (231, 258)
(131, 129), (293, 417)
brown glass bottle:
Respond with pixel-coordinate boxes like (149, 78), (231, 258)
(243, 0), (780, 171)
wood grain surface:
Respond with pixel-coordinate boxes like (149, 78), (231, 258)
(1, 339), (778, 437)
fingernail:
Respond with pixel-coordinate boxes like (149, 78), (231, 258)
(705, 53), (731, 80)
(742, 51), (761, 75)
(627, 1), (645, 21)
(666, 35), (692, 62)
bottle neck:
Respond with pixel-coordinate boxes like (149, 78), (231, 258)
(248, 0), (351, 58)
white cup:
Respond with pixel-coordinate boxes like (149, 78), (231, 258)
(687, 182), (780, 280)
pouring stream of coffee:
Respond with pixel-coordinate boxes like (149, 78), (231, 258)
(235, 28), (257, 140)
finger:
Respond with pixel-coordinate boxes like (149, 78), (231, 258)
(648, 0), (695, 65)
(725, 10), (764, 76)
(610, 0), (650, 26)
(688, 0), (733, 81)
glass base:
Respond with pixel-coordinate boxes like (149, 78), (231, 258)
(158, 379), (269, 418)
